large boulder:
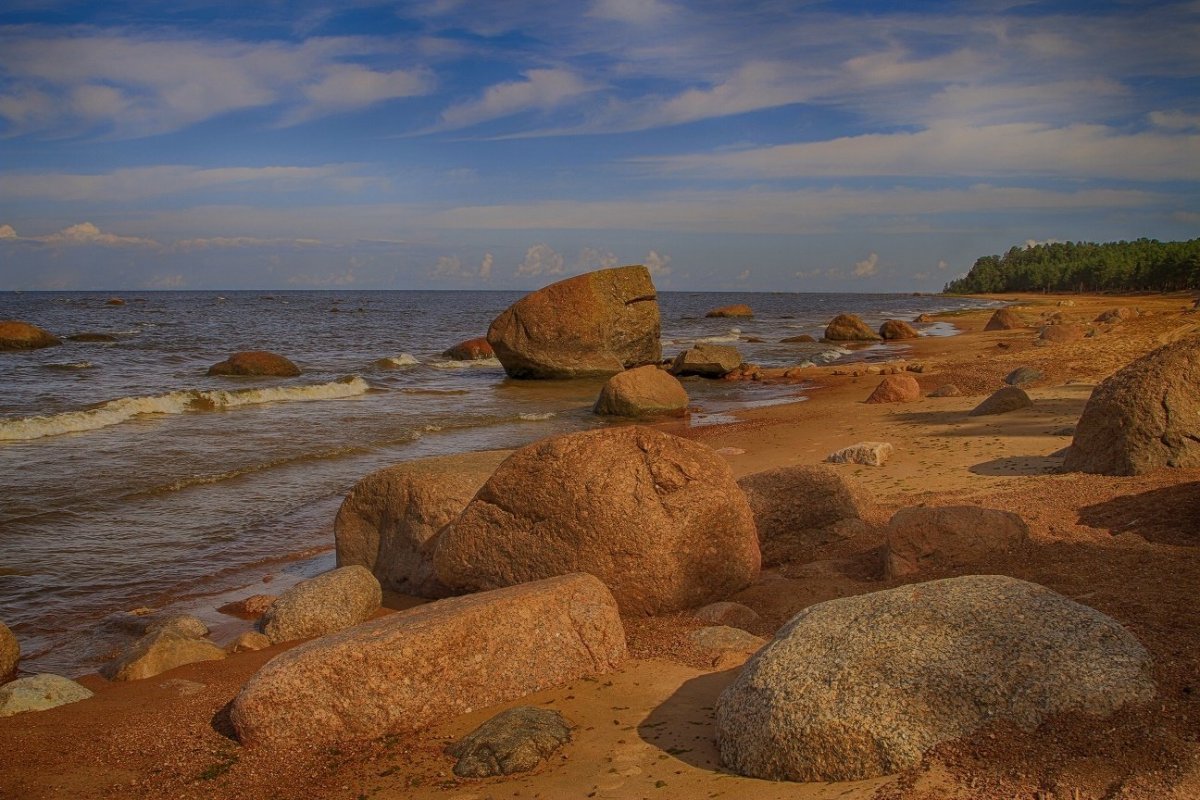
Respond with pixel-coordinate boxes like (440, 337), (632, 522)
(716, 575), (1156, 782)
(434, 427), (760, 615)
(486, 265), (661, 378)
(334, 451), (509, 597)
(443, 337), (494, 360)
(865, 374), (920, 404)
(879, 320), (919, 340)
(823, 314), (880, 342)
(737, 466), (872, 566)
(884, 506), (1031, 578)
(0, 320), (61, 351)
(969, 386), (1032, 416)
(593, 365), (688, 417)
(207, 351), (301, 377)
(669, 343), (742, 378)
(259, 566), (382, 644)
(0, 674), (94, 717)
(230, 573), (626, 749)
(448, 706), (573, 778)
(984, 308), (1023, 331)
(0, 621), (17, 682)
(1064, 335), (1200, 475)
(706, 304), (753, 318)
(101, 629), (227, 681)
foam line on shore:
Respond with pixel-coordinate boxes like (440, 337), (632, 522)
(0, 376), (371, 442)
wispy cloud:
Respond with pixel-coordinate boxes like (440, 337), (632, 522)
(1, 222), (159, 247)
(430, 68), (601, 132)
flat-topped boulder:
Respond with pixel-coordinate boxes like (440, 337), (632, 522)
(0, 621), (17, 682)
(823, 314), (880, 342)
(0, 320), (61, 351)
(865, 374), (920, 403)
(486, 265), (660, 378)
(737, 465), (872, 565)
(706, 304), (753, 318)
(0, 674), (93, 717)
(716, 575), (1156, 782)
(434, 427), (760, 615)
(984, 308), (1023, 331)
(443, 337), (494, 360)
(101, 629), (227, 681)
(334, 451), (509, 597)
(207, 351), (301, 377)
(826, 441), (893, 466)
(879, 319), (919, 340)
(669, 343), (742, 378)
(260, 566), (381, 644)
(449, 706), (573, 778)
(1064, 335), (1200, 475)
(885, 506), (1031, 578)
(231, 573), (626, 750)
(593, 365), (688, 417)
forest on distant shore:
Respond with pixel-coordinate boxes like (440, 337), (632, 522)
(943, 238), (1200, 294)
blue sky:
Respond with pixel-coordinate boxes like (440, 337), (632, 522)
(0, 0), (1197, 291)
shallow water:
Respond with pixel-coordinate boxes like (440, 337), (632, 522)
(0, 289), (995, 675)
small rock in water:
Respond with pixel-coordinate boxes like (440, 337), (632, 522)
(0, 620), (19, 681)
(826, 442), (894, 467)
(0, 674), (93, 717)
(448, 706), (574, 778)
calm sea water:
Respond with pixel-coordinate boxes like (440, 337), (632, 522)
(0, 289), (994, 676)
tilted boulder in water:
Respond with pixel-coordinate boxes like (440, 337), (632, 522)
(823, 314), (880, 342)
(259, 565), (382, 644)
(878, 319), (919, 340)
(207, 350), (301, 377)
(486, 265), (660, 379)
(442, 337), (494, 360)
(593, 365), (688, 417)
(0, 621), (18, 682)
(230, 573), (626, 750)
(669, 343), (742, 378)
(1064, 335), (1200, 475)
(706, 304), (753, 318)
(434, 426), (760, 615)
(0, 320), (62, 351)
(334, 451), (510, 597)
(716, 575), (1156, 782)
(884, 505), (1031, 578)
(737, 465), (872, 566)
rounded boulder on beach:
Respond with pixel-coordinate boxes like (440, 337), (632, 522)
(593, 365), (688, 417)
(434, 426), (760, 615)
(207, 350), (301, 377)
(823, 314), (880, 342)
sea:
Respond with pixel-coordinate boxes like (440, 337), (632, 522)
(0, 289), (996, 677)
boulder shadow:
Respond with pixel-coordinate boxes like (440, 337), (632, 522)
(211, 700), (239, 743)
(969, 454), (1067, 476)
(1078, 482), (1200, 546)
(635, 668), (740, 773)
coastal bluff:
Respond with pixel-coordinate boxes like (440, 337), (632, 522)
(486, 265), (661, 378)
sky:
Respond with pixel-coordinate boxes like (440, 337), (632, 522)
(0, 0), (1197, 292)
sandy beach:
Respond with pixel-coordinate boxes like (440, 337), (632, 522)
(4, 291), (1200, 800)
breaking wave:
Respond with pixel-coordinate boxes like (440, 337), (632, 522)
(429, 357), (503, 370)
(0, 376), (371, 442)
(374, 353), (419, 369)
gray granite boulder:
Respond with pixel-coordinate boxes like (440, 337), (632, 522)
(102, 629), (226, 681)
(0, 674), (93, 717)
(448, 706), (573, 778)
(259, 565), (382, 644)
(969, 386), (1032, 416)
(716, 575), (1155, 782)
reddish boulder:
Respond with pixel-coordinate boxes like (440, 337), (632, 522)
(207, 351), (301, 377)
(259, 566), (381, 644)
(969, 386), (1032, 416)
(593, 365), (688, 417)
(0, 621), (17, 682)
(865, 375), (921, 404)
(879, 320), (919, 340)
(0, 320), (61, 351)
(706, 304), (753, 318)
(443, 337), (494, 360)
(487, 265), (660, 378)
(781, 334), (816, 343)
(334, 451), (509, 596)
(824, 314), (880, 342)
(1064, 335), (1200, 475)
(231, 573), (626, 749)
(884, 506), (1031, 578)
(983, 308), (1023, 331)
(669, 343), (743, 378)
(434, 427), (760, 615)
(1038, 324), (1086, 344)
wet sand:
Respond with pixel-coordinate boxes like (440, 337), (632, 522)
(3, 291), (1200, 800)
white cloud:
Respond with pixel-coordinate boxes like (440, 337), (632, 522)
(286, 65), (434, 124)
(853, 252), (879, 277)
(27, 222), (160, 247)
(173, 236), (323, 251)
(576, 247), (620, 271)
(643, 249), (672, 277)
(515, 243), (566, 277)
(937, 259), (949, 271)
(432, 254), (464, 277)
(434, 69), (600, 131)
(479, 252), (494, 280)
(589, 0), (675, 25)
(0, 224), (15, 239)
(1149, 110), (1200, 131)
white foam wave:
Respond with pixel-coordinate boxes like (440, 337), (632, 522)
(0, 376), (370, 442)
(697, 327), (743, 344)
(375, 353), (419, 368)
(518, 412), (556, 421)
(43, 361), (93, 371)
(429, 357), (503, 370)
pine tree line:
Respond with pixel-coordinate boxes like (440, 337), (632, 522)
(943, 238), (1200, 294)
